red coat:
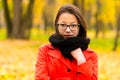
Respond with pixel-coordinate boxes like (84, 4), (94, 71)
(35, 43), (98, 80)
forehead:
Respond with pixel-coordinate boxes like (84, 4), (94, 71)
(58, 13), (78, 23)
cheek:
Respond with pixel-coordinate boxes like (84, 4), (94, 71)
(74, 30), (79, 36)
(58, 29), (64, 35)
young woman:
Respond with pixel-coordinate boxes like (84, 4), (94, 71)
(35, 4), (98, 80)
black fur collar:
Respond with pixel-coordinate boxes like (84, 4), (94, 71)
(49, 34), (90, 60)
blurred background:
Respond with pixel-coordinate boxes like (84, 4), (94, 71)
(0, 0), (120, 80)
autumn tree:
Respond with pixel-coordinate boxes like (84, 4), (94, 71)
(73, 0), (85, 16)
(113, 1), (120, 51)
(2, 0), (34, 39)
(42, 0), (55, 33)
(95, 0), (102, 38)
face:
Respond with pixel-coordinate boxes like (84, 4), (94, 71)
(57, 13), (79, 39)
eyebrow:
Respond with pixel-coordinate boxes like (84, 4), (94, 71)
(58, 21), (78, 24)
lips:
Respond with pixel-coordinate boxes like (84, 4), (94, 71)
(64, 35), (73, 38)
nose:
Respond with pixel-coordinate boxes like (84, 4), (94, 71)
(65, 27), (71, 32)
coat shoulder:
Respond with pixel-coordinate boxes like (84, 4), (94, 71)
(84, 49), (97, 54)
(39, 43), (54, 50)
(83, 49), (98, 59)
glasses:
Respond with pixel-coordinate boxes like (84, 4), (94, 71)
(57, 23), (80, 30)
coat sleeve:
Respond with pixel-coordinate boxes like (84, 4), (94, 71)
(77, 51), (98, 80)
(35, 45), (51, 80)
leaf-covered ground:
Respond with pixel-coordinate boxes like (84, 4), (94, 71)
(0, 40), (120, 80)
(0, 40), (40, 80)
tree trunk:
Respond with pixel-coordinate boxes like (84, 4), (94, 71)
(81, 0), (85, 15)
(12, 0), (22, 38)
(73, 0), (85, 16)
(113, 24), (120, 51)
(95, 0), (101, 38)
(2, 0), (12, 38)
(85, 7), (92, 29)
(21, 0), (34, 39)
(113, 4), (120, 51)
(2, 0), (34, 39)
(42, 0), (55, 33)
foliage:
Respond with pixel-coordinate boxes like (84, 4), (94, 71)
(88, 30), (120, 52)
(0, 28), (6, 40)
(0, 35), (120, 80)
(2, 0), (34, 39)
(98, 53), (120, 80)
(0, 28), (120, 80)
(32, 0), (118, 28)
(0, 0), (2, 9)
(0, 40), (40, 80)
(0, 0), (120, 79)
(30, 28), (50, 43)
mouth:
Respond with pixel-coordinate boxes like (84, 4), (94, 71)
(63, 35), (73, 38)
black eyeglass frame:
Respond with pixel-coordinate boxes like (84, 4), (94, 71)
(57, 23), (80, 30)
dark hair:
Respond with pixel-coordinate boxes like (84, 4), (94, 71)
(55, 4), (87, 38)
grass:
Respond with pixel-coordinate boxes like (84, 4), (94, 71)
(87, 30), (120, 53)
(90, 37), (120, 52)
(0, 28), (7, 40)
(0, 28), (120, 80)
(30, 28), (50, 43)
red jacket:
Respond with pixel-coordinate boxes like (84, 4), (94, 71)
(35, 43), (98, 80)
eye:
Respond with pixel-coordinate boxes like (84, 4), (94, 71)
(71, 24), (77, 28)
(60, 24), (66, 27)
